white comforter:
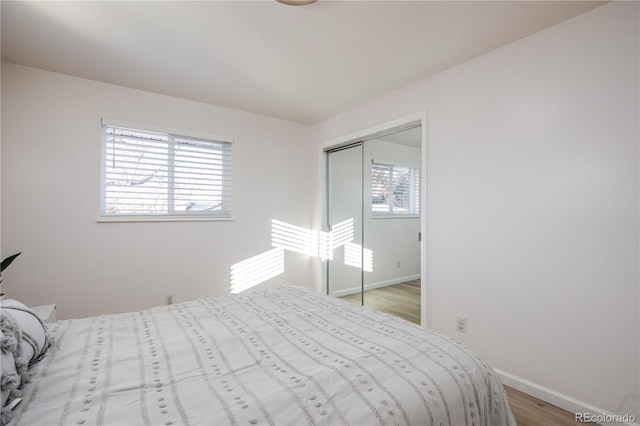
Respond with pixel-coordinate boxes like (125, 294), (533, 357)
(9, 287), (515, 425)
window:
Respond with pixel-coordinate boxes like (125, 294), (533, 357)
(371, 163), (419, 216)
(100, 123), (232, 220)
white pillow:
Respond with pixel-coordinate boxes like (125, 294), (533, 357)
(1, 299), (52, 423)
(1, 330), (19, 409)
(1, 311), (24, 423)
(2, 299), (49, 365)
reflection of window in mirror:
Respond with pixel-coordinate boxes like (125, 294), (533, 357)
(371, 163), (419, 216)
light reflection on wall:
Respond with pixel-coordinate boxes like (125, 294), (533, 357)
(271, 220), (321, 257)
(272, 218), (354, 260)
(230, 248), (284, 294)
(229, 218), (372, 293)
(344, 242), (373, 272)
(327, 218), (354, 258)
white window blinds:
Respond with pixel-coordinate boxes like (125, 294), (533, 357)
(371, 163), (419, 216)
(100, 123), (232, 219)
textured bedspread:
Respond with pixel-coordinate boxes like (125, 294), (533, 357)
(9, 287), (515, 425)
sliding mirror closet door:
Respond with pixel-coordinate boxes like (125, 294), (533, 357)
(327, 126), (422, 325)
(327, 144), (363, 303)
(363, 128), (422, 324)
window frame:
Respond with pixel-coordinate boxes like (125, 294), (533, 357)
(371, 162), (420, 218)
(98, 119), (234, 223)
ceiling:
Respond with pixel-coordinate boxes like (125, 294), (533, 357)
(1, 1), (605, 124)
(377, 126), (422, 148)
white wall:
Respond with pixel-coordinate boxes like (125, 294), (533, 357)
(1, 62), (314, 320)
(313, 2), (639, 421)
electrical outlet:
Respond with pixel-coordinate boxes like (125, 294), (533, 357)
(456, 316), (467, 333)
(166, 294), (173, 305)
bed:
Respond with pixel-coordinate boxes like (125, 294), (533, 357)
(2, 286), (515, 425)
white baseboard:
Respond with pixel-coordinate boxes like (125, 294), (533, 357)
(495, 369), (639, 426)
(331, 274), (421, 297)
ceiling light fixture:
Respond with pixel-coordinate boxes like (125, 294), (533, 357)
(276, 0), (318, 6)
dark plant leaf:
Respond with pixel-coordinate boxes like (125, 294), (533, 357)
(1, 252), (22, 273)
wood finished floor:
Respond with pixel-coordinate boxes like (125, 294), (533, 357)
(340, 279), (421, 324)
(340, 281), (577, 425)
(505, 386), (577, 425)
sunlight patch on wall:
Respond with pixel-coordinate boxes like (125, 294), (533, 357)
(231, 219), (359, 292)
(344, 242), (373, 272)
(329, 218), (354, 250)
(271, 220), (320, 257)
(230, 248), (284, 294)
(319, 218), (354, 260)
(271, 218), (354, 260)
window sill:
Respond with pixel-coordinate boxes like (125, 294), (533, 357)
(96, 215), (236, 223)
(370, 215), (420, 219)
